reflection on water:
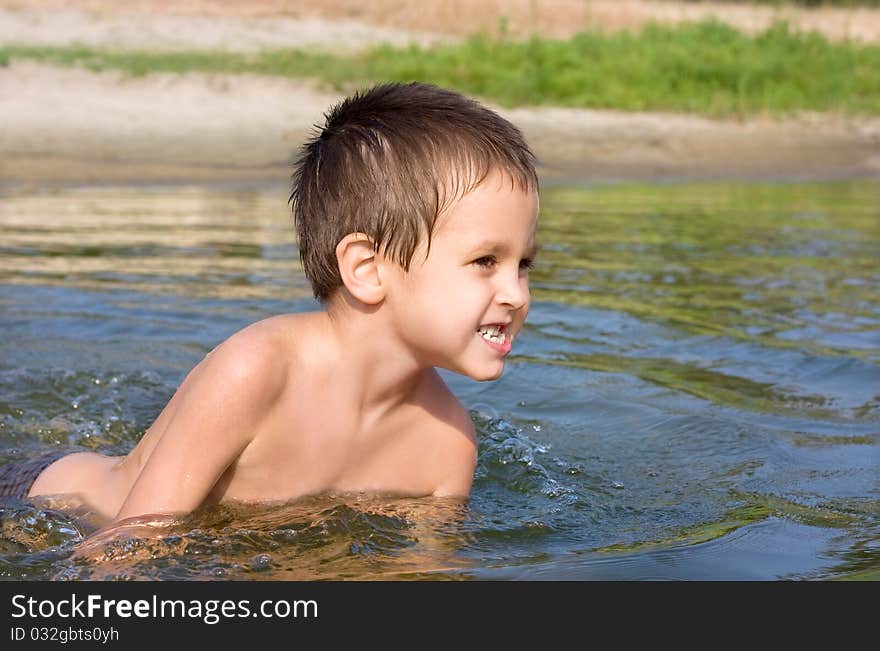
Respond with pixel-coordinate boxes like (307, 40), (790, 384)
(0, 189), (308, 301)
(1, 181), (878, 580)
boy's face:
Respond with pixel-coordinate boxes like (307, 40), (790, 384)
(384, 171), (539, 381)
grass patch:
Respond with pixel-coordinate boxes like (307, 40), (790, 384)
(0, 45), (338, 78)
(3, 19), (880, 117)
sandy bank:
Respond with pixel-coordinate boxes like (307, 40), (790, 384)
(4, 0), (880, 44)
(0, 5), (446, 53)
(2, 1), (879, 187)
(2, 62), (878, 188)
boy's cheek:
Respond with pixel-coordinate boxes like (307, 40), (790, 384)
(519, 298), (531, 324)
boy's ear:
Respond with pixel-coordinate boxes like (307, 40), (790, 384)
(335, 233), (386, 305)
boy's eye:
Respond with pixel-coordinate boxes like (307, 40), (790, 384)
(471, 256), (535, 271)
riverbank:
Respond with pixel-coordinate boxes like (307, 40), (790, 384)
(1, 2), (879, 187)
(2, 61), (878, 188)
(5, 0), (880, 44)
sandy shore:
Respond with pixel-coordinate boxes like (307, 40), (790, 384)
(6, 0), (880, 43)
(2, 61), (878, 187)
(0, 5), (447, 52)
(2, 2), (879, 187)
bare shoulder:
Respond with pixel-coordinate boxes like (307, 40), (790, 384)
(213, 313), (314, 370)
(104, 314), (310, 521)
(214, 313), (304, 360)
(188, 314), (306, 408)
(416, 370), (478, 497)
(416, 371), (474, 434)
(140, 313), (311, 444)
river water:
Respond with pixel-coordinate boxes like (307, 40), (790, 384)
(1, 180), (877, 580)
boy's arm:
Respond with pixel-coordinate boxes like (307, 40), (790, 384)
(114, 335), (287, 522)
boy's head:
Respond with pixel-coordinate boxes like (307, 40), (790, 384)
(290, 82), (538, 303)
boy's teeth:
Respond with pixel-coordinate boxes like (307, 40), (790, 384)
(478, 326), (507, 344)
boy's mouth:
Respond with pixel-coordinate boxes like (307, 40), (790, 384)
(477, 323), (512, 346)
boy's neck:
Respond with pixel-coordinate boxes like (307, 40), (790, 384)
(316, 298), (429, 421)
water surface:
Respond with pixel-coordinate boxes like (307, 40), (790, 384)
(1, 180), (878, 580)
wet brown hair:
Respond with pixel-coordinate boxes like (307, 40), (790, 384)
(289, 82), (538, 303)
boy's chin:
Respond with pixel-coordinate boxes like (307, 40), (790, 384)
(456, 362), (506, 382)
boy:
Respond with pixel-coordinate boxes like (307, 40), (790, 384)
(18, 82), (540, 528)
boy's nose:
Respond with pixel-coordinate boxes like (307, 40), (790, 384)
(497, 275), (529, 311)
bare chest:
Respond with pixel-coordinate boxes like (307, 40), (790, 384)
(208, 397), (450, 504)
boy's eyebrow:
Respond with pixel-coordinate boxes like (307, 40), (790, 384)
(467, 240), (538, 258)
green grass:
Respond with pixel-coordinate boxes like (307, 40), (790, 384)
(3, 19), (880, 117)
